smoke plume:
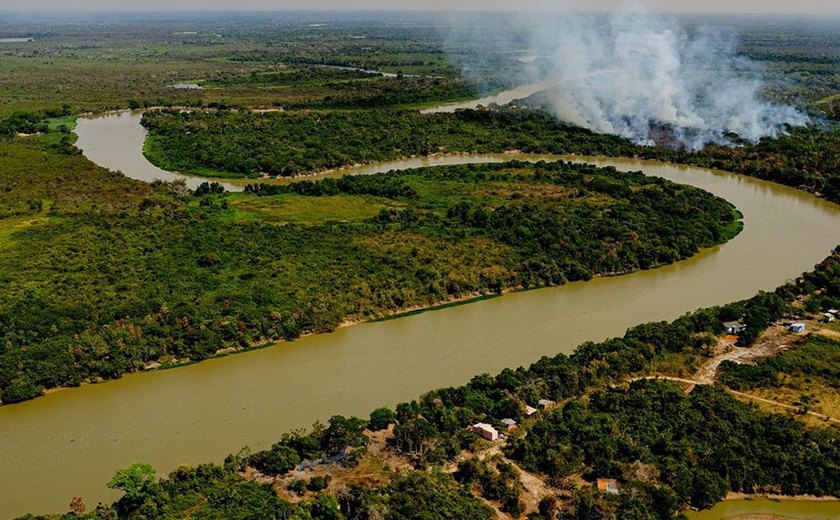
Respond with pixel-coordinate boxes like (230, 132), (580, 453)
(453, 4), (809, 150)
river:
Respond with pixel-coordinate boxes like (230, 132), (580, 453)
(0, 110), (837, 518)
(420, 75), (589, 113)
(690, 499), (840, 520)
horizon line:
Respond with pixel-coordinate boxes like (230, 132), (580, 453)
(2, 7), (840, 16)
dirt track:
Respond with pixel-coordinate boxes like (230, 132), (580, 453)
(695, 326), (800, 384)
(635, 375), (840, 425)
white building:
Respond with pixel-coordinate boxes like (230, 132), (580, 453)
(789, 323), (807, 333)
(472, 423), (499, 441)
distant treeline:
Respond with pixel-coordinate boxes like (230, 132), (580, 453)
(280, 76), (480, 110)
(243, 174), (418, 199)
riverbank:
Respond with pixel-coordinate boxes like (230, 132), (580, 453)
(725, 493), (840, 502)
(131, 105), (840, 211)
(2, 155), (743, 406)
(689, 497), (840, 520)
(3, 131), (838, 516)
(19, 249), (840, 519)
(136, 107), (637, 181)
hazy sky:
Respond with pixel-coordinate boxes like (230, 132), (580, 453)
(2, 0), (840, 14)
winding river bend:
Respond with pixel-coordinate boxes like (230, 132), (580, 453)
(0, 111), (838, 518)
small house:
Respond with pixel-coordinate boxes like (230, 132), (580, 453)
(828, 309), (838, 317)
(538, 399), (555, 409)
(501, 418), (517, 431)
(823, 313), (836, 323)
(472, 423), (499, 441)
(524, 405), (538, 417)
(789, 323), (807, 333)
(596, 479), (620, 495)
(723, 321), (747, 334)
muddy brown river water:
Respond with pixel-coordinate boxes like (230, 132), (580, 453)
(0, 110), (838, 518)
(689, 499), (840, 519)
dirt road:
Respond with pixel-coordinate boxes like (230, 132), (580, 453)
(633, 376), (840, 425)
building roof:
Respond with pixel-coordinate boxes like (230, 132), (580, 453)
(723, 321), (745, 328)
(597, 479), (619, 489)
(472, 422), (497, 432)
(597, 479), (620, 494)
(525, 405), (538, 415)
(501, 418), (517, 425)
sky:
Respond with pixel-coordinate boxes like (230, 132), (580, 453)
(2, 0), (840, 14)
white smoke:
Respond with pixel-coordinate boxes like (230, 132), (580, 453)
(477, 4), (809, 150)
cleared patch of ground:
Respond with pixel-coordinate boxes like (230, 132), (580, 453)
(631, 320), (840, 427)
(695, 325), (803, 384)
(227, 193), (400, 225)
(0, 200), (53, 248)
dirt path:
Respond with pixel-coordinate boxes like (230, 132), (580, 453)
(441, 437), (559, 518)
(727, 388), (840, 425)
(695, 326), (797, 384)
(633, 376), (840, 425)
(815, 328), (840, 341)
(515, 464), (559, 514)
(364, 425), (413, 473)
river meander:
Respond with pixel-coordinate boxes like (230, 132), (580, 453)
(0, 111), (838, 518)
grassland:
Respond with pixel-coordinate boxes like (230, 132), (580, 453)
(224, 194), (402, 225)
(719, 334), (840, 418)
(0, 14), (498, 117)
(0, 201), (52, 250)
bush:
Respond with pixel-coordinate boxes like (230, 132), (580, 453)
(248, 444), (301, 476)
(288, 479), (306, 494)
(198, 251), (221, 267)
(306, 475), (331, 492)
(368, 407), (395, 431)
(1, 378), (43, 404)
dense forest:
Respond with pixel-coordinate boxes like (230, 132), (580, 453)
(509, 383), (840, 509)
(140, 109), (637, 178)
(200, 68), (480, 110)
(139, 107), (840, 206)
(642, 125), (840, 205)
(282, 76), (480, 110)
(21, 249), (840, 520)
(0, 151), (739, 404)
(251, 74), (480, 110)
